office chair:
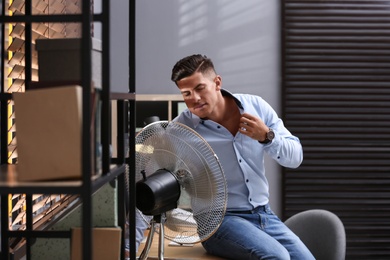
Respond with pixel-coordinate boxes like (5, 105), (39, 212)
(284, 209), (346, 260)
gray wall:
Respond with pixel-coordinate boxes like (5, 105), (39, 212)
(136, 0), (282, 215)
(94, 0), (129, 93)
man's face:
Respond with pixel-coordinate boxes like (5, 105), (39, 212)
(177, 71), (221, 119)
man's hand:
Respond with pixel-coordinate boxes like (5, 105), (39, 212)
(238, 113), (269, 141)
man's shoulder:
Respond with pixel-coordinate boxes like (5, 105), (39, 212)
(173, 109), (193, 124)
(232, 92), (264, 104)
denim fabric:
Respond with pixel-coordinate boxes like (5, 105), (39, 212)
(125, 209), (151, 253)
(202, 204), (315, 260)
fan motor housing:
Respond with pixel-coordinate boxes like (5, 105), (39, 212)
(136, 169), (181, 216)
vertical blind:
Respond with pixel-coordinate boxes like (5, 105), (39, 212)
(281, 0), (390, 259)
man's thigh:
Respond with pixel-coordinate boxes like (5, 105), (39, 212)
(202, 215), (290, 260)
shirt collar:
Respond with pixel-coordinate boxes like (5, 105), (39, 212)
(221, 89), (243, 109)
(191, 89), (243, 128)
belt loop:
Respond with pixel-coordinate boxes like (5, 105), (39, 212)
(264, 203), (271, 214)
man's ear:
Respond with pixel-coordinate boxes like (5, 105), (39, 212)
(214, 75), (222, 90)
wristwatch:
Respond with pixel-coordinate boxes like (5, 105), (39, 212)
(259, 128), (275, 144)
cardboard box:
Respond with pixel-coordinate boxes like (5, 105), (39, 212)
(13, 85), (83, 181)
(71, 227), (121, 260)
(35, 38), (102, 89)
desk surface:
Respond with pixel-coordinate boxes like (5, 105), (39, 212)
(137, 231), (225, 260)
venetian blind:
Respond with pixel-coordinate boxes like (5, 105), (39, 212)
(5, 0), (81, 242)
(281, 1), (390, 259)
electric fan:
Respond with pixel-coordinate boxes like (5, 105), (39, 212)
(135, 121), (227, 260)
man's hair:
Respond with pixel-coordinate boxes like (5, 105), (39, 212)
(171, 54), (216, 83)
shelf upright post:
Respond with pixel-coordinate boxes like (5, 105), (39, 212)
(1, 195), (9, 259)
(24, 1), (33, 259)
(128, 0), (137, 260)
(24, 0), (32, 89)
(0, 0), (8, 165)
(25, 194), (33, 260)
(117, 100), (126, 259)
(81, 0), (93, 260)
(101, 0), (110, 175)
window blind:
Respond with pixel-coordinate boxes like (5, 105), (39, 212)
(4, 0), (82, 250)
(281, 1), (390, 259)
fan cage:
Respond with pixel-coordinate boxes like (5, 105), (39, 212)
(135, 121), (227, 244)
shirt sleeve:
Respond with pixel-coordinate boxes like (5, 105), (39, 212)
(256, 96), (303, 168)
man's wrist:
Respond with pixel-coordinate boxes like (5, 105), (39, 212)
(259, 128), (275, 144)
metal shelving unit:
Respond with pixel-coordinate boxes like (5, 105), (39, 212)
(0, 0), (135, 259)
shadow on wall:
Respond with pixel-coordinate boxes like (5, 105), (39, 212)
(136, 0), (280, 97)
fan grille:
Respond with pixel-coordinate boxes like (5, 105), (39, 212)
(135, 121), (227, 244)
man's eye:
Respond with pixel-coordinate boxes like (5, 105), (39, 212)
(197, 85), (206, 91)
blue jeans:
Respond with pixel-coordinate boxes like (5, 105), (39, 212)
(201, 204), (315, 260)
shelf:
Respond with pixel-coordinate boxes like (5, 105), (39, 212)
(136, 94), (182, 101)
(110, 92), (136, 101)
(0, 164), (126, 194)
(0, 1), (135, 259)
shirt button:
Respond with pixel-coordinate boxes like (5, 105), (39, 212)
(217, 125), (221, 129)
(246, 179), (249, 183)
(277, 156), (280, 159)
(239, 159), (242, 163)
(249, 198), (252, 201)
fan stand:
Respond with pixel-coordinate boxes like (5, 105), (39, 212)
(139, 214), (166, 260)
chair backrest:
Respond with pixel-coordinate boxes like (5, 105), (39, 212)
(284, 209), (346, 260)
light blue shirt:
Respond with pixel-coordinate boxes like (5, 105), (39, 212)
(173, 89), (303, 211)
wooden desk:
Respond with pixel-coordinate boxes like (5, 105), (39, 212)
(137, 231), (225, 260)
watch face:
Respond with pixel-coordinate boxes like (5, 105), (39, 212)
(267, 130), (275, 140)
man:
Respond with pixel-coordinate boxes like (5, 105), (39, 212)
(171, 54), (314, 259)
(125, 209), (149, 257)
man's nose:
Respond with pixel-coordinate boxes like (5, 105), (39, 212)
(192, 91), (201, 101)
(185, 91), (200, 101)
